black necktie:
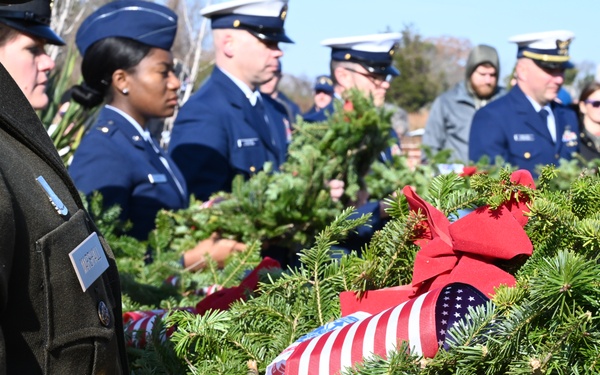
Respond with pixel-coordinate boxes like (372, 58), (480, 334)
(539, 108), (555, 142)
(539, 108), (549, 122)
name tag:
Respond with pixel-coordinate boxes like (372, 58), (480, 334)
(513, 134), (535, 142)
(148, 174), (167, 183)
(69, 232), (109, 292)
(237, 138), (259, 148)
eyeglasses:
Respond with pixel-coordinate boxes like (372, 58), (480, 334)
(344, 67), (393, 85)
(584, 100), (600, 108)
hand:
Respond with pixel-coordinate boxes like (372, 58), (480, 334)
(328, 179), (345, 202)
(379, 191), (398, 219)
(182, 232), (246, 271)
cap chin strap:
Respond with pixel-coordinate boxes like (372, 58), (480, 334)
(522, 50), (570, 63)
(0, 10), (50, 24)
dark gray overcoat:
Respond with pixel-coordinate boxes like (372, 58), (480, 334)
(0, 63), (128, 373)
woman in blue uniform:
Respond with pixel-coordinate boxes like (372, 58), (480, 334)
(69, 0), (188, 241)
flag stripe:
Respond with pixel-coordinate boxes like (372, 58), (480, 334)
(339, 318), (362, 371)
(327, 322), (351, 374)
(319, 325), (342, 374)
(419, 288), (442, 357)
(408, 293), (427, 355)
(385, 300), (405, 355)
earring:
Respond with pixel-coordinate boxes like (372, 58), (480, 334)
(122, 88), (129, 95)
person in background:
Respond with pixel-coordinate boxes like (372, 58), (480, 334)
(576, 80), (600, 161)
(304, 33), (402, 122)
(68, 0), (188, 242)
(469, 30), (579, 177)
(0, 0), (129, 372)
(556, 86), (573, 105)
(422, 44), (505, 164)
(0, 0), (62, 110)
(303, 74), (334, 117)
(304, 32), (403, 252)
(169, 0), (293, 202)
(260, 60), (302, 126)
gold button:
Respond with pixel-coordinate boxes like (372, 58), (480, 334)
(98, 301), (111, 327)
(233, 19), (240, 27)
(524, 152), (531, 159)
(250, 166), (256, 172)
(344, 53), (351, 60)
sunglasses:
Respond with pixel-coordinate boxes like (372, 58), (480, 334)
(585, 100), (600, 108)
(344, 67), (393, 85)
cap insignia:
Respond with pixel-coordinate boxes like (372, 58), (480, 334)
(280, 5), (287, 20)
(233, 19), (240, 28)
(556, 39), (571, 56)
(344, 53), (351, 60)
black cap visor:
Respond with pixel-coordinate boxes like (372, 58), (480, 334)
(532, 58), (573, 71)
(244, 26), (293, 44)
(360, 62), (400, 77)
(0, 18), (64, 45)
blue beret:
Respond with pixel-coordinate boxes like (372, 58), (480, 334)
(201, 0), (293, 43)
(322, 33), (402, 77)
(509, 30), (574, 70)
(76, 0), (177, 56)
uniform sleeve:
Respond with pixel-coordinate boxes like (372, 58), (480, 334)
(341, 201), (387, 252)
(0, 171), (16, 374)
(169, 104), (232, 201)
(468, 106), (509, 165)
(421, 96), (447, 157)
(68, 133), (133, 220)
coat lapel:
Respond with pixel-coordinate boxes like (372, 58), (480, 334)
(510, 85), (553, 143)
(212, 69), (280, 161)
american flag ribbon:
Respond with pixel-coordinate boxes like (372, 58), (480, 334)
(123, 307), (196, 348)
(270, 282), (487, 375)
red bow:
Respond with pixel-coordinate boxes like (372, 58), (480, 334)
(195, 257), (281, 315)
(405, 170), (535, 297)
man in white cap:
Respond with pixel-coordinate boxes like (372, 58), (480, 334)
(169, 0), (293, 202)
(304, 33), (403, 252)
(469, 30), (579, 176)
(305, 32), (402, 123)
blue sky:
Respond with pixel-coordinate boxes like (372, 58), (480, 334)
(279, 0), (598, 82)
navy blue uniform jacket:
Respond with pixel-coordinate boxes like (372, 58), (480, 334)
(69, 107), (189, 240)
(469, 85), (579, 176)
(169, 68), (287, 201)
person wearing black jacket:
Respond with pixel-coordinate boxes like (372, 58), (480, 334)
(0, 0), (128, 373)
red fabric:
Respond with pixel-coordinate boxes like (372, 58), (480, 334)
(339, 285), (413, 316)
(405, 169), (534, 298)
(459, 166), (478, 177)
(339, 170), (535, 316)
(194, 257), (281, 315)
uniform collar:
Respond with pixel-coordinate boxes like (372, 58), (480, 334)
(522, 92), (552, 114)
(104, 105), (152, 141)
(217, 66), (261, 105)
